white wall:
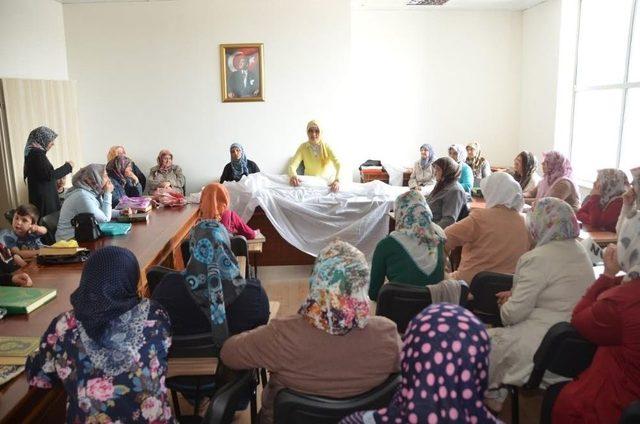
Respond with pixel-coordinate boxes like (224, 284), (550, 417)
(63, 0), (351, 191)
(351, 9), (522, 171)
(0, 0), (68, 79)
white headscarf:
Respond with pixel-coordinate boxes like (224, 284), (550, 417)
(617, 212), (640, 282)
(480, 172), (524, 211)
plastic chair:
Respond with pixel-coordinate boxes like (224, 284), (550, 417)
(468, 271), (514, 327)
(199, 370), (258, 424)
(40, 210), (60, 245)
(273, 373), (401, 424)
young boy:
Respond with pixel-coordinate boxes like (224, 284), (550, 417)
(0, 204), (47, 260)
(0, 243), (32, 286)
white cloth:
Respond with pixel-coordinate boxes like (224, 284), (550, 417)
(427, 279), (466, 304)
(224, 173), (408, 259)
(480, 172), (524, 211)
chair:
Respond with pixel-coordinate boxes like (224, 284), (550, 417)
(40, 210), (60, 245)
(468, 271), (514, 327)
(619, 400), (640, 424)
(4, 209), (15, 224)
(200, 370), (258, 424)
(376, 282), (469, 334)
(181, 235), (250, 276)
(273, 373), (401, 424)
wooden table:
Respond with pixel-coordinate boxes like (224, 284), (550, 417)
(0, 204), (200, 424)
(247, 231), (266, 277)
(580, 225), (617, 247)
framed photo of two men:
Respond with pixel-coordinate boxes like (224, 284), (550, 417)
(220, 43), (264, 102)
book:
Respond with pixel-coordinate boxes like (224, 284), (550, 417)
(39, 246), (89, 257)
(0, 365), (25, 386)
(117, 212), (149, 223)
(0, 336), (40, 365)
(0, 286), (57, 314)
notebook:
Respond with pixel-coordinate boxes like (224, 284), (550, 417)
(0, 286), (57, 314)
(0, 336), (40, 365)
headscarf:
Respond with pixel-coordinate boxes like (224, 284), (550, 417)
(156, 149), (174, 173)
(449, 144), (467, 164)
(466, 142), (487, 174)
(526, 197), (579, 247)
(391, 190), (446, 275)
(183, 220), (246, 347)
(419, 143), (435, 170)
(536, 151), (577, 199)
(199, 183), (229, 221)
(23, 126), (58, 179)
(229, 143), (250, 181)
(67, 164), (106, 197)
(617, 212), (640, 282)
(481, 172), (524, 211)
(107, 145), (126, 162)
(105, 155), (132, 185)
(298, 240), (370, 336)
(514, 151), (537, 190)
(70, 246), (146, 376)
(596, 169), (629, 207)
(429, 157), (461, 198)
(306, 120), (330, 166)
(341, 304), (500, 424)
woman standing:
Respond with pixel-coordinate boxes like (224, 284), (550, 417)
(512, 151), (540, 193)
(408, 143), (436, 190)
(426, 157), (467, 229)
(219, 143), (260, 183)
(448, 144), (473, 193)
(23, 126), (74, 217)
(524, 151), (580, 211)
(466, 141), (492, 186)
(147, 149), (186, 195)
(107, 145), (146, 192)
(106, 156), (143, 207)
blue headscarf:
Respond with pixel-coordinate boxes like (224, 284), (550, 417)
(24, 126), (58, 179)
(419, 143), (435, 170)
(230, 143), (249, 181)
(183, 220), (246, 346)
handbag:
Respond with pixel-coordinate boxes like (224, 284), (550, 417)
(70, 213), (102, 242)
(37, 249), (91, 265)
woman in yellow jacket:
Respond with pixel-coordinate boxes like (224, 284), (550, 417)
(288, 120), (341, 192)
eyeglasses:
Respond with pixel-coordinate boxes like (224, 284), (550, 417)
(307, 129), (320, 134)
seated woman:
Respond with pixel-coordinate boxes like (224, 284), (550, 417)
(576, 169), (628, 232)
(341, 304), (500, 424)
(220, 143), (260, 183)
(147, 149), (186, 195)
(524, 151), (580, 211)
(288, 120), (341, 192)
(426, 157), (467, 229)
(445, 172), (531, 284)
(56, 164), (123, 241)
(512, 150), (540, 193)
(484, 197), (594, 412)
(552, 213), (640, 423)
(408, 143), (436, 190)
(26, 246), (174, 423)
(199, 183), (256, 239)
(466, 141), (492, 186)
(220, 240), (402, 424)
(448, 144), (473, 193)
(106, 155), (143, 207)
(151, 220), (269, 339)
(369, 190), (445, 301)
(107, 145), (146, 191)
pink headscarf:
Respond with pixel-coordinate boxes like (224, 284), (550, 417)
(536, 151), (577, 199)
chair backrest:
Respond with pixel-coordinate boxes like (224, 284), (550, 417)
(180, 238), (191, 265)
(619, 400), (640, 424)
(40, 210), (60, 245)
(146, 265), (175, 295)
(524, 321), (597, 389)
(4, 209), (16, 224)
(469, 271), (514, 327)
(203, 370), (256, 424)
(274, 373), (401, 424)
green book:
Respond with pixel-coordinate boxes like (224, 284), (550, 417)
(0, 286), (57, 315)
(0, 337), (40, 365)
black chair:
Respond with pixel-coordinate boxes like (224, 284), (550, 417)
(181, 236), (250, 276)
(619, 400), (640, 424)
(40, 210), (60, 245)
(4, 209), (15, 224)
(273, 373), (401, 424)
(200, 370), (258, 424)
(468, 272), (514, 327)
(457, 203), (470, 221)
(376, 282), (469, 334)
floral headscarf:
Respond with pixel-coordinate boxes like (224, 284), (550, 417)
(341, 304), (500, 424)
(306, 120), (330, 166)
(537, 151), (577, 199)
(105, 155), (132, 185)
(526, 197), (579, 247)
(23, 126), (58, 179)
(449, 144), (468, 164)
(299, 240), (370, 336)
(391, 190), (446, 275)
(107, 145), (126, 162)
(156, 149), (174, 173)
(514, 151), (537, 191)
(229, 143), (250, 181)
(67, 164), (106, 198)
(481, 172), (524, 211)
(596, 169), (629, 207)
(183, 220), (246, 347)
(466, 142), (487, 174)
(429, 157), (461, 198)
(199, 183), (229, 221)
(419, 144), (436, 170)
(618, 212), (640, 282)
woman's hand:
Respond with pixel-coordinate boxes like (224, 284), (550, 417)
(289, 176), (300, 187)
(329, 180), (340, 192)
(125, 168), (139, 184)
(104, 179), (114, 193)
(496, 290), (512, 307)
(603, 244), (621, 278)
(622, 187), (636, 207)
(590, 181), (602, 196)
(160, 181), (171, 189)
(11, 273), (32, 287)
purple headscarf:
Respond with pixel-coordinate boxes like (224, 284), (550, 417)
(536, 151), (577, 199)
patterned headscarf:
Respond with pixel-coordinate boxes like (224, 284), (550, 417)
(199, 183), (229, 221)
(481, 172), (524, 211)
(229, 143), (250, 181)
(526, 197), (579, 247)
(183, 220), (245, 347)
(156, 149), (174, 173)
(448, 144), (468, 164)
(107, 145), (126, 162)
(514, 151), (538, 190)
(466, 142), (487, 174)
(67, 164), (106, 198)
(299, 240), (370, 336)
(419, 144), (436, 170)
(537, 151), (577, 199)
(429, 157), (461, 198)
(618, 213), (640, 282)
(391, 190), (446, 275)
(23, 126), (58, 179)
(596, 169), (629, 207)
(105, 155), (132, 185)
(341, 304), (500, 424)
(306, 120), (330, 166)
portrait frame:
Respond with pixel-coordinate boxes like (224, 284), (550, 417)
(220, 43), (265, 102)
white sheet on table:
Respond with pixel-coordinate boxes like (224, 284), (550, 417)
(224, 173), (409, 260)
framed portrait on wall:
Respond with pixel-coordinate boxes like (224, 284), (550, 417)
(220, 43), (264, 102)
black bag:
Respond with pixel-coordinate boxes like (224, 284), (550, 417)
(71, 213), (102, 242)
(37, 250), (91, 265)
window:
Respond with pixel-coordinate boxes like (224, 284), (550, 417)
(570, 0), (640, 183)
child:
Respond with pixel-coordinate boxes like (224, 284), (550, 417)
(0, 204), (47, 260)
(0, 244), (32, 286)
